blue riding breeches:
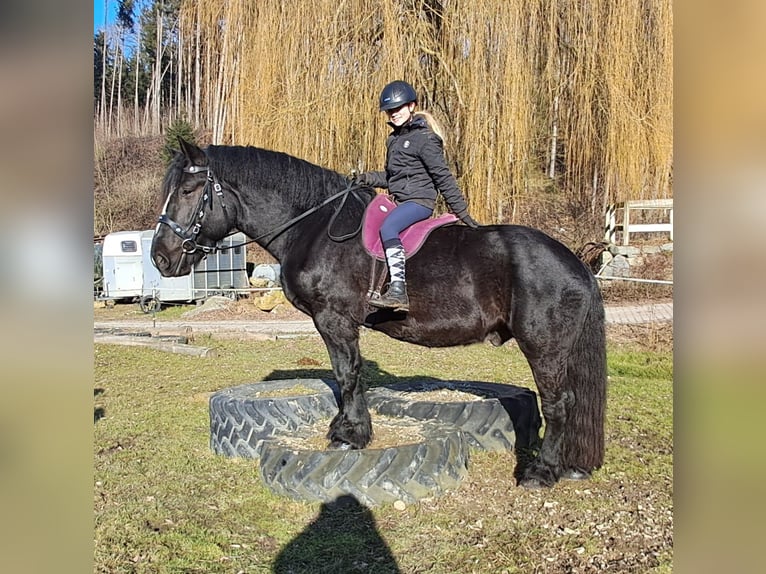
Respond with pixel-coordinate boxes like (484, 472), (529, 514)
(379, 200), (433, 249)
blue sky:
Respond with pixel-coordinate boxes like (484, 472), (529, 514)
(94, 1), (117, 34)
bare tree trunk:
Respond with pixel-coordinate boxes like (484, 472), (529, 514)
(591, 165), (599, 215)
(212, 52), (224, 143)
(212, 18), (231, 144)
(176, 12), (183, 119)
(548, 93), (559, 179)
(194, 7), (201, 126)
(108, 40), (119, 135)
(168, 44), (174, 124)
(229, 33), (241, 142)
(116, 29), (124, 137)
(151, 3), (164, 133)
(100, 0), (108, 129)
(205, 36), (212, 129)
(134, 15), (140, 135)
(142, 79), (153, 130)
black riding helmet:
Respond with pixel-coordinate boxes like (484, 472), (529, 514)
(379, 80), (417, 111)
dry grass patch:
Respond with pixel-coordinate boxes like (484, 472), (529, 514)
(607, 322), (673, 354)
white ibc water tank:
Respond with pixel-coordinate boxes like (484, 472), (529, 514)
(251, 263), (281, 286)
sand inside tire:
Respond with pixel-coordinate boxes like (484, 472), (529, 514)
(277, 413), (426, 450)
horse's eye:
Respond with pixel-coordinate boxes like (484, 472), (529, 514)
(181, 182), (199, 194)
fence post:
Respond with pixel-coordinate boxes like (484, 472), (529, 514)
(604, 204), (616, 244)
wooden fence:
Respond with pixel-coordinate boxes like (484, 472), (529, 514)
(604, 199), (673, 245)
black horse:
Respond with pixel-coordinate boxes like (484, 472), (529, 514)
(151, 139), (607, 488)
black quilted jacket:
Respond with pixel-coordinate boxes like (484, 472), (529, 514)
(364, 116), (470, 218)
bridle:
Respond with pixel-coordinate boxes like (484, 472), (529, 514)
(157, 164), (227, 255)
(157, 161), (367, 256)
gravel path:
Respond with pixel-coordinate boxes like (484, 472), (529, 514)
(94, 301), (671, 340)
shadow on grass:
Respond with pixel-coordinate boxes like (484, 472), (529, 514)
(265, 358), (450, 389)
(272, 494), (401, 574)
(94, 388), (105, 423)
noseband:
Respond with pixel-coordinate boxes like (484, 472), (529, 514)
(157, 164), (226, 255)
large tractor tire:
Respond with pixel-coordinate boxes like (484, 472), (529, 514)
(209, 379), (341, 459)
(258, 417), (469, 506)
(367, 381), (542, 452)
(208, 378), (542, 506)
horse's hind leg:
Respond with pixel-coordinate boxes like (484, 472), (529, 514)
(315, 315), (372, 449)
(515, 292), (607, 487)
(516, 357), (572, 488)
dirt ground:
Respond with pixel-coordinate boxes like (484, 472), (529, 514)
(94, 295), (673, 353)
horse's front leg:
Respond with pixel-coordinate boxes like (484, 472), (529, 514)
(315, 316), (372, 449)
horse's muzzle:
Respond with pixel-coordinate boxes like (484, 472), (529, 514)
(151, 250), (172, 275)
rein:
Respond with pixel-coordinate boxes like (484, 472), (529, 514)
(158, 162), (367, 255)
(247, 182), (366, 246)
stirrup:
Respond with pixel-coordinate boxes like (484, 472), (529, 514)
(369, 297), (409, 312)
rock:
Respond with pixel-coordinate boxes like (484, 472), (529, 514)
(181, 296), (235, 317)
(609, 245), (641, 257)
(256, 290), (287, 312)
(250, 277), (271, 288)
(601, 254), (630, 277)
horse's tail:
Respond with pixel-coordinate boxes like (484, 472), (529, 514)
(562, 282), (607, 471)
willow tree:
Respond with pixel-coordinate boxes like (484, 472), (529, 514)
(176, 0), (672, 226)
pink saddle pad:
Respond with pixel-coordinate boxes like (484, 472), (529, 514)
(362, 194), (458, 260)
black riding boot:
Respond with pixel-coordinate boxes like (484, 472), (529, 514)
(370, 280), (409, 312)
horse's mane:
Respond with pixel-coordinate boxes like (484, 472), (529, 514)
(205, 145), (357, 210)
(159, 144), (373, 237)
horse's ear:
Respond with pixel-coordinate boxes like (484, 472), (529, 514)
(177, 137), (207, 166)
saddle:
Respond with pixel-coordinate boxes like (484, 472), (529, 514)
(361, 194), (458, 261)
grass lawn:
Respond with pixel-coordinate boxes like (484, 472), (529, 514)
(94, 325), (672, 573)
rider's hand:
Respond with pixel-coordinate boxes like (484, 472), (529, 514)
(460, 213), (480, 228)
(352, 172), (370, 186)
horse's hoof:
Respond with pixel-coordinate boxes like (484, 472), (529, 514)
(561, 468), (591, 481)
(518, 477), (548, 489)
(517, 463), (557, 489)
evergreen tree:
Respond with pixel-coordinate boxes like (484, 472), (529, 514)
(163, 118), (195, 164)
(93, 32), (107, 107)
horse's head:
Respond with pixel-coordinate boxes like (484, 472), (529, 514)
(151, 138), (231, 277)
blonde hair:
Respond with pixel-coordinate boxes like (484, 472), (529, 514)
(413, 110), (445, 142)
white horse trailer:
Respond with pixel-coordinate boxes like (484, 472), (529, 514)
(99, 230), (250, 312)
(100, 231), (145, 301)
